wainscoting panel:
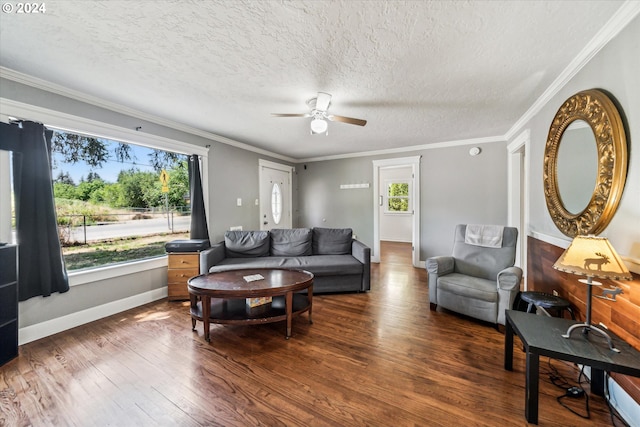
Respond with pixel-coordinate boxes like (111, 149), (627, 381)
(527, 235), (640, 404)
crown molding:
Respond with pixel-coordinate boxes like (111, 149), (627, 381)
(0, 67), (297, 163)
(505, 1), (640, 141)
(298, 135), (506, 163)
(1, 64), (506, 163)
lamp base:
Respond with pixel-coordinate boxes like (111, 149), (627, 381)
(562, 323), (620, 353)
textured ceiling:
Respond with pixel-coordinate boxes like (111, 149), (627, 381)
(0, 0), (629, 159)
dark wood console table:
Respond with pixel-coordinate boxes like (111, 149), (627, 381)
(504, 310), (640, 424)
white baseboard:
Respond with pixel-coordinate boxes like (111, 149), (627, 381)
(582, 366), (639, 427)
(18, 287), (168, 345)
(608, 375), (640, 427)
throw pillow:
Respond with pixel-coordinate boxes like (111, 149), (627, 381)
(225, 230), (270, 258)
(312, 227), (352, 255)
(270, 228), (312, 256)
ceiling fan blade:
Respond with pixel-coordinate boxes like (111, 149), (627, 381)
(327, 114), (367, 126)
(271, 113), (311, 118)
(315, 92), (332, 111)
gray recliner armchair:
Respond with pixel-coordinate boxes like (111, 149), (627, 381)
(426, 224), (522, 326)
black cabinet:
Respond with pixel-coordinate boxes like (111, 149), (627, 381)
(0, 244), (18, 366)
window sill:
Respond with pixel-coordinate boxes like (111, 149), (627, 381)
(68, 256), (168, 287)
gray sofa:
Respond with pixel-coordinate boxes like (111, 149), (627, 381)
(199, 228), (371, 293)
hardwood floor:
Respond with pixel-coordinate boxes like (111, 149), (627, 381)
(0, 242), (619, 426)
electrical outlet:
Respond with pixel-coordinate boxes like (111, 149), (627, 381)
(552, 290), (559, 296)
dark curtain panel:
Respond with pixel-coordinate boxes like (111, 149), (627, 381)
(188, 154), (209, 240)
(0, 121), (69, 301)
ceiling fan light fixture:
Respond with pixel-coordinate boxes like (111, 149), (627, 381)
(310, 118), (328, 134)
(274, 92), (365, 134)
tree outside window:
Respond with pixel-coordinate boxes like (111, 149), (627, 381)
(387, 182), (410, 213)
(49, 130), (191, 271)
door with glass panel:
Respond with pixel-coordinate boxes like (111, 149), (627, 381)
(259, 160), (292, 230)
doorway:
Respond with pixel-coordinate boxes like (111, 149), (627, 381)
(379, 166), (413, 265)
(508, 130), (529, 287)
(259, 159), (293, 230)
(372, 156), (421, 267)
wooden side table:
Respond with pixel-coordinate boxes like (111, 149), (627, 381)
(504, 310), (640, 424)
(167, 252), (200, 301)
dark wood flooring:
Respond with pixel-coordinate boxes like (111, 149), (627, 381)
(0, 242), (619, 426)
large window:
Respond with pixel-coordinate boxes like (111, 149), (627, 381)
(1, 102), (209, 288)
(5, 128), (194, 272)
(48, 130), (192, 271)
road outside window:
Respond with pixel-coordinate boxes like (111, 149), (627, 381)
(47, 130), (191, 271)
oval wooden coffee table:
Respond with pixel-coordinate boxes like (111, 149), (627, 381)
(187, 268), (313, 342)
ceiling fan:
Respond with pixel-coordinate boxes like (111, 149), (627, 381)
(272, 92), (367, 135)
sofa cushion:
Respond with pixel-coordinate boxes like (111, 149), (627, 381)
(208, 255), (363, 277)
(224, 230), (270, 258)
(270, 228), (312, 256)
(312, 227), (352, 255)
(278, 255), (362, 276)
(209, 257), (286, 272)
(437, 273), (498, 302)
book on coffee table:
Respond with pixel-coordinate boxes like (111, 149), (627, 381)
(246, 296), (272, 308)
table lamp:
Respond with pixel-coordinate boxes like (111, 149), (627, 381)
(552, 235), (632, 353)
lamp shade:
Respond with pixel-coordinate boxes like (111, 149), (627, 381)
(553, 235), (632, 280)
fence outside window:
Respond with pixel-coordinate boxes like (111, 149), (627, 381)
(55, 208), (191, 245)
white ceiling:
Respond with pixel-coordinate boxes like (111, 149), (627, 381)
(0, 1), (632, 160)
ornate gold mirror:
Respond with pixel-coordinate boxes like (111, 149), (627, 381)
(543, 89), (628, 237)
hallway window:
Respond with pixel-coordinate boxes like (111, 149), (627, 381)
(386, 181), (410, 213)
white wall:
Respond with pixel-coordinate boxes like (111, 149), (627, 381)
(297, 158), (373, 242)
(297, 139), (509, 261)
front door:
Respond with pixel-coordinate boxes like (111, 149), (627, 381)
(259, 160), (292, 230)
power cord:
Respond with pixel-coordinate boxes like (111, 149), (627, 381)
(545, 360), (633, 425)
(543, 358), (591, 419)
(556, 364), (590, 419)
(544, 358), (572, 388)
